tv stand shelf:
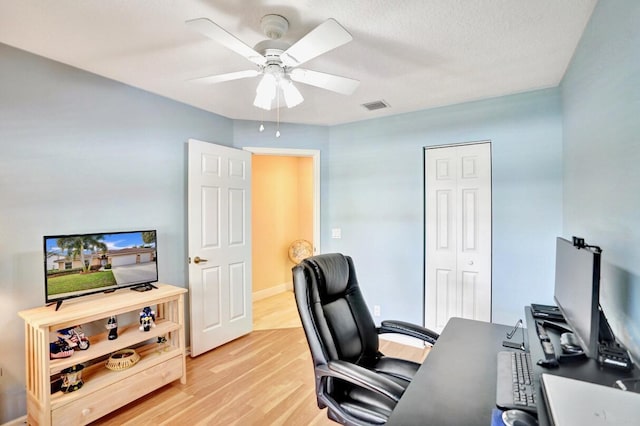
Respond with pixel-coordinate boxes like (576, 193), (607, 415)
(19, 283), (187, 426)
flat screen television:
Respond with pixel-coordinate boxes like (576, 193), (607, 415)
(553, 236), (601, 358)
(44, 230), (158, 309)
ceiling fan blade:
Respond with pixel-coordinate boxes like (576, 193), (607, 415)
(186, 18), (266, 66)
(190, 70), (260, 85)
(280, 18), (352, 67)
(290, 68), (359, 95)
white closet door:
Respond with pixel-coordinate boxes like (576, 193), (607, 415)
(425, 143), (492, 332)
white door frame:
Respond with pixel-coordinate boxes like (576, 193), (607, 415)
(243, 147), (321, 254)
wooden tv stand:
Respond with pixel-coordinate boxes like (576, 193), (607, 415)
(19, 283), (187, 425)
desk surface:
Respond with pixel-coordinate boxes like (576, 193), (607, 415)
(386, 318), (513, 426)
(387, 313), (640, 426)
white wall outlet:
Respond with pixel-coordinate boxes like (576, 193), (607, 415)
(373, 305), (381, 317)
(331, 228), (342, 239)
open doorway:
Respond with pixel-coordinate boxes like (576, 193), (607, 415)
(243, 147), (320, 330)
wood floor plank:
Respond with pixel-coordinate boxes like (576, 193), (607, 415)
(91, 292), (429, 425)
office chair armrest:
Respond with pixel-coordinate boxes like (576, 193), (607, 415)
(379, 320), (439, 345)
(322, 360), (405, 402)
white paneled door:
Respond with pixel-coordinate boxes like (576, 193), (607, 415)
(188, 139), (252, 357)
(425, 142), (492, 333)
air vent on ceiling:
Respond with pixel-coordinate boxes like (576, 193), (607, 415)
(361, 100), (390, 111)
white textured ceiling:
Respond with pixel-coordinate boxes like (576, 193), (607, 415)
(0, 1), (597, 126)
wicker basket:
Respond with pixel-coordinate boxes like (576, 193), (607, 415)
(106, 349), (140, 371)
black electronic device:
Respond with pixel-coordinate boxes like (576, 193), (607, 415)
(502, 410), (538, 426)
(131, 285), (151, 292)
(598, 343), (633, 370)
(44, 230), (158, 310)
(552, 236), (633, 370)
(531, 303), (564, 321)
(533, 320), (559, 368)
(541, 320), (572, 334)
(535, 321), (550, 341)
(553, 237), (601, 359)
(559, 332), (583, 354)
(496, 351), (538, 414)
(538, 340), (559, 368)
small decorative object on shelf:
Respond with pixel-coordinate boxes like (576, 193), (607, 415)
(106, 315), (118, 340)
(139, 306), (156, 332)
(58, 326), (90, 350)
(60, 364), (84, 393)
(156, 335), (170, 354)
(105, 349), (141, 371)
(49, 338), (74, 359)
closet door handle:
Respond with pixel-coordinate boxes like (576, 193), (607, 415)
(193, 256), (208, 264)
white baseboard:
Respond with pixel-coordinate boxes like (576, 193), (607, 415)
(1, 415), (26, 426)
(252, 282), (292, 301)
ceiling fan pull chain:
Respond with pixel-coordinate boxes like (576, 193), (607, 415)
(276, 92), (281, 138)
(259, 108), (265, 132)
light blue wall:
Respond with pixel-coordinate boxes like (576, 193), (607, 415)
(561, 0), (640, 360)
(327, 90), (563, 326)
(235, 91), (564, 329)
(0, 43), (233, 422)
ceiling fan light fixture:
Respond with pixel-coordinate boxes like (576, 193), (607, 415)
(281, 80), (304, 108)
(254, 74), (277, 110)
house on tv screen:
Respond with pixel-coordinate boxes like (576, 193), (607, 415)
(49, 247), (156, 271)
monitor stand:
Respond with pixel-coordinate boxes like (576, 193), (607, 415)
(598, 305), (633, 370)
(46, 300), (64, 311)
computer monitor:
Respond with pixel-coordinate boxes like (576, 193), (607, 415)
(553, 237), (602, 358)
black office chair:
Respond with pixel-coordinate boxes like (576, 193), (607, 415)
(292, 253), (439, 425)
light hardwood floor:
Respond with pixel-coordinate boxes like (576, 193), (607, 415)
(92, 291), (429, 425)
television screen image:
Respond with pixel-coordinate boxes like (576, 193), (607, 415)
(44, 230), (158, 305)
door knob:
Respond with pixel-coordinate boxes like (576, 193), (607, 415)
(468, 260), (474, 265)
(193, 256), (208, 264)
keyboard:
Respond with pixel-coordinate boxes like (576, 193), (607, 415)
(496, 351), (538, 414)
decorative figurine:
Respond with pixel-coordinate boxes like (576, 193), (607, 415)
(156, 335), (169, 354)
(60, 364), (84, 393)
(49, 338), (74, 359)
(57, 326), (90, 350)
(106, 315), (118, 340)
(139, 306), (156, 332)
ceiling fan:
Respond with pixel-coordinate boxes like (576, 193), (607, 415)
(186, 14), (360, 110)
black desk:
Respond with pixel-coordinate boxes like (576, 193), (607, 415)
(386, 318), (514, 426)
(387, 314), (640, 426)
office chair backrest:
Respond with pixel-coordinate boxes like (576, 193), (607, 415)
(293, 253), (379, 367)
